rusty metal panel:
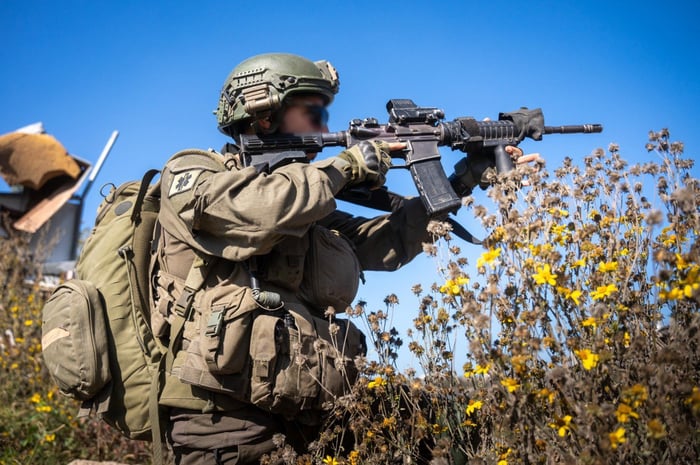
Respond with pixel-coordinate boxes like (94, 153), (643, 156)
(0, 132), (81, 190)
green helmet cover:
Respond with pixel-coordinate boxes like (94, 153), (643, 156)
(215, 53), (340, 135)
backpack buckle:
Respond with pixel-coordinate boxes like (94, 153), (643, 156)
(174, 286), (196, 319)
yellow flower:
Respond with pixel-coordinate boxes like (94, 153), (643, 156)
(432, 423), (448, 434)
(572, 257), (587, 268)
(598, 261), (618, 272)
(679, 265), (700, 298)
(646, 419), (667, 439)
(464, 362), (492, 378)
(24, 319), (34, 327)
(30, 393), (41, 404)
(548, 207), (569, 217)
(348, 450), (360, 465)
(439, 276), (469, 295)
(474, 363), (491, 375)
(609, 427), (626, 450)
(683, 281), (700, 298)
(623, 332), (631, 347)
(551, 224), (566, 235)
(532, 264), (557, 286)
(685, 386), (700, 414)
(322, 456), (338, 465)
(558, 286), (582, 305)
(497, 447), (512, 465)
(574, 349), (599, 370)
(44, 433), (56, 443)
(659, 286), (684, 301)
(581, 317), (597, 328)
(367, 376), (386, 389)
(676, 253), (690, 270)
(35, 405), (52, 413)
(567, 289), (582, 305)
(623, 384), (648, 408)
(466, 399), (483, 416)
(500, 377), (520, 393)
(615, 403), (638, 423)
(548, 415), (573, 437)
(477, 247), (501, 268)
(381, 416), (396, 429)
(538, 388), (556, 404)
(590, 283), (618, 300)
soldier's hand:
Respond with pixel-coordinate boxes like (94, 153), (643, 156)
(337, 140), (395, 189)
(449, 145), (541, 196)
(450, 151), (497, 195)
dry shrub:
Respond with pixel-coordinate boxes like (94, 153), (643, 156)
(0, 224), (151, 464)
(295, 130), (699, 465)
(3, 129), (698, 465)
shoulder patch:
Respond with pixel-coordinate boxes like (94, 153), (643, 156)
(168, 169), (203, 197)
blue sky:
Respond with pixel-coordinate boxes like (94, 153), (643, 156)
(2, 0), (699, 368)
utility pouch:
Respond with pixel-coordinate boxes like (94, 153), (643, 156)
(196, 284), (261, 375)
(313, 316), (366, 409)
(249, 305), (366, 419)
(152, 271), (185, 340)
(177, 286), (366, 419)
(299, 225), (361, 314)
(176, 283), (262, 399)
(41, 280), (112, 406)
(249, 310), (320, 416)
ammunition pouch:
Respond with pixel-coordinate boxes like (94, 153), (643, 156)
(175, 282), (366, 422)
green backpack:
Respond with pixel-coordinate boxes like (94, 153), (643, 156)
(42, 169), (163, 441)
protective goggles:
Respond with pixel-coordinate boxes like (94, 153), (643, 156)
(289, 101), (329, 127)
(306, 104), (329, 127)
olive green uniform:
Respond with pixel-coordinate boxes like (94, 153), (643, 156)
(153, 147), (431, 463)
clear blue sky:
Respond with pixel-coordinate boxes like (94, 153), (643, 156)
(3, 0), (699, 368)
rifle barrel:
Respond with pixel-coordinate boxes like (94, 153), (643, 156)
(544, 124), (603, 134)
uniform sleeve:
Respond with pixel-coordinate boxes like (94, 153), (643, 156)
(158, 150), (352, 261)
(318, 196), (432, 271)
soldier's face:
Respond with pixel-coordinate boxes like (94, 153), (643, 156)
(278, 95), (328, 160)
(280, 96), (328, 134)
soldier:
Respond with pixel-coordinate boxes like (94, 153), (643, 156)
(152, 52), (525, 465)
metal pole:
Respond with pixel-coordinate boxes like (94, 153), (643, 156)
(82, 130), (119, 199)
(71, 130), (119, 259)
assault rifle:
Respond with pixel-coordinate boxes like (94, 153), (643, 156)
(240, 99), (602, 221)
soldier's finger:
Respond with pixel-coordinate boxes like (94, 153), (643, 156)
(515, 153), (542, 164)
(387, 142), (407, 152)
(504, 145), (523, 158)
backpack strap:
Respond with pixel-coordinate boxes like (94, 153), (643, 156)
(131, 169), (161, 223)
(150, 252), (215, 465)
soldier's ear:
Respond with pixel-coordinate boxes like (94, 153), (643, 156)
(257, 117), (272, 130)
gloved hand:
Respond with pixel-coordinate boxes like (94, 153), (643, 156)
(449, 146), (524, 196)
(337, 140), (393, 189)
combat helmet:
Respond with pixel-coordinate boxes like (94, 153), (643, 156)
(216, 53), (339, 136)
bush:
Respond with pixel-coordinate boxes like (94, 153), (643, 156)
(1, 129), (697, 464)
(0, 222), (151, 464)
(289, 130), (699, 465)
